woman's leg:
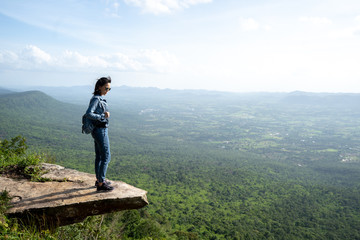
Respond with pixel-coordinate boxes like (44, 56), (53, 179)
(94, 140), (101, 181)
(92, 128), (111, 183)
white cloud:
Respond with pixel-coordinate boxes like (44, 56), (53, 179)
(239, 18), (259, 31)
(137, 49), (179, 72)
(0, 45), (179, 73)
(238, 18), (272, 32)
(60, 50), (109, 69)
(0, 45), (53, 70)
(263, 25), (272, 31)
(105, 0), (122, 17)
(299, 16), (332, 26)
(102, 53), (143, 70)
(0, 50), (18, 64)
(123, 0), (212, 14)
(113, 1), (120, 11)
(20, 45), (52, 64)
(326, 15), (360, 38)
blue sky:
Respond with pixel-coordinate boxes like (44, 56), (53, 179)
(1, 0), (360, 92)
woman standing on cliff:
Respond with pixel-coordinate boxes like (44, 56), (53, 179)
(85, 76), (113, 191)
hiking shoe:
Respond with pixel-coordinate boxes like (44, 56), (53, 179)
(97, 182), (114, 192)
(95, 180), (112, 187)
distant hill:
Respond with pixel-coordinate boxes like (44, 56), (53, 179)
(0, 87), (15, 95)
(0, 90), (81, 120)
(20, 86), (94, 105)
(3, 90), (66, 109)
(280, 91), (360, 109)
(0, 91), (83, 147)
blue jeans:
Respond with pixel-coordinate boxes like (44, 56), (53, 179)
(91, 127), (111, 183)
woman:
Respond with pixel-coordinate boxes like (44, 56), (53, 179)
(85, 76), (113, 191)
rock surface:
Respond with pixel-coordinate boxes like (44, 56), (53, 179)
(1, 163), (148, 227)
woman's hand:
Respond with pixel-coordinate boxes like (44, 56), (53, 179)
(105, 112), (110, 118)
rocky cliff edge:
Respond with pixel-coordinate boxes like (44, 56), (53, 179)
(1, 163), (148, 227)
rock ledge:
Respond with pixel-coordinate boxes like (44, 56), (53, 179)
(1, 163), (148, 227)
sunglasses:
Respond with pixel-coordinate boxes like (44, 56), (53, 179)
(105, 87), (111, 91)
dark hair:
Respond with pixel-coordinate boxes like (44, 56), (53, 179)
(93, 76), (112, 95)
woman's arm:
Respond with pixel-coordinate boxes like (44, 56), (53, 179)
(85, 97), (106, 121)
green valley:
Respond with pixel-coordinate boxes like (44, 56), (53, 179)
(0, 88), (359, 239)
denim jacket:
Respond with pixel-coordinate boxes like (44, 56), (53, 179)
(85, 95), (109, 127)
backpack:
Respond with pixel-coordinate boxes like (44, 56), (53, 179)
(82, 114), (95, 134)
(82, 96), (104, 134)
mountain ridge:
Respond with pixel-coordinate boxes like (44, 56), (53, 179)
(5, 86), (360, 108)
(280, 91), (360, 107)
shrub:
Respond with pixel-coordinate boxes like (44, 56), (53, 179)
(0, 136), (45, 180)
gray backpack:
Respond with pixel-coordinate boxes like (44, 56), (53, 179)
(82, 96), (104, 134)
(82, 114), (95, 134)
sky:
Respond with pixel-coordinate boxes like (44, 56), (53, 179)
(0, 0), (360, 93)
